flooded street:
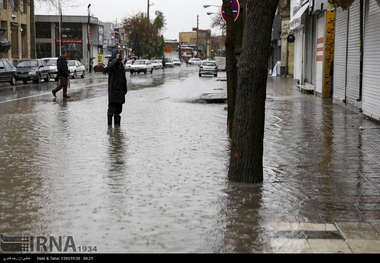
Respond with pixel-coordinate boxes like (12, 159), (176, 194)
(1, 66), (380, 253)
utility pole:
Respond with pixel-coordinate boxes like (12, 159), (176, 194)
(147, 0), (150, 20)
(196, 15), (199, 57)
(87, 4), (91, 72)
(58, 0), (62, 54)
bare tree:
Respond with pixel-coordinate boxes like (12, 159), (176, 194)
(33, 0), (82, 13)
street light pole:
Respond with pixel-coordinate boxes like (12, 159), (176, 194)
(147, 0), (154, 20)
(58, 0), (62, 54)
(87, 3), (91, 73)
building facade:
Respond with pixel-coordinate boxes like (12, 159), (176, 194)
(0, 0), (31, 65)
(334, 0), (380, 120)
(290, 0), (380, 121)
(35, 15), (103, 70)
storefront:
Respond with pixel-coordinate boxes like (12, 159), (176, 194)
(35, 15), (101, 70)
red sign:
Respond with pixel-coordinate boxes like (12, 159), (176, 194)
(221, 0), (240, 22)
(54, 38), (83, 44)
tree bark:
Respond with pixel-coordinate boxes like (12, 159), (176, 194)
(228, 0), (279, 183)
(223, 0), (238, 138)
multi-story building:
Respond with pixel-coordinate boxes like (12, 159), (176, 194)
(34, 15), (129, 71)
(35, 14), (103, 71)
(179, 29), (211, 59)
(0, 0), (31, 65)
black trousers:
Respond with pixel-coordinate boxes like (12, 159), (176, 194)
(107, 103), (123, 117)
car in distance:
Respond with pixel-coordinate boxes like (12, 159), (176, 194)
(199, 60), (218, 77)
(67, 60), (85, 79)
(152, 59), (163, 69)
(150, 60), (159, 69)
(173, 58), (181, 66)
(42, 57), (59, 81)
(164, 59), (174, 68)
(188, 58), (202, 66)
(0, 59), (17, 86)
(124, 60), (133, 71)
(129, 59), (154, 74)
(15, 59), (50, 84)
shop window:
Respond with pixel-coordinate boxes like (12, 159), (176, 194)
(36, 22), (52, 38)
(36, 43), (52, 58)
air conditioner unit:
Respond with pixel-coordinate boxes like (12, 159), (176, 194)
(309, 0), (328, 15)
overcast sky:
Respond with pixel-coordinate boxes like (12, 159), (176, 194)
(35, 0), (224, 40)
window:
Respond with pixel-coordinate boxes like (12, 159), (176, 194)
(36, 22), (52, 38)
(20, 0), (24, 13)
(3, 60), (12, 69)
(0, 0), (4, 9)
(9, 0), (14, 11)
(36, 43), (52, 58)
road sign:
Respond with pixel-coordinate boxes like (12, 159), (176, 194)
(221, 0), (240, 22)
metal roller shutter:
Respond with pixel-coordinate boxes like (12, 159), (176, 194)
(362, 0), (380, 120)
(333, 8), (348, 101)
(346, 0), (361, 105)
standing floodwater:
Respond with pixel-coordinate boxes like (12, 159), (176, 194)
(1, 67), (380, 253)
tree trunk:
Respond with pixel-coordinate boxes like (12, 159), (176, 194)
(228, 0), (279, 183)
(223, 0), (238, 138)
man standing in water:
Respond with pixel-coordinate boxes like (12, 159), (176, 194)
(52, 50), (71, 98)
(107, 50), (127, 126)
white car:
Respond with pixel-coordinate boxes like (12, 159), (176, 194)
(124, 60), (133, 71)
(42, 57), (59, 81)
(188, 58), (202, 65)
(130, 59), (154, 74)
(153, 60), (163, 69)
(150, 60), (160, 69)
(173, 58), (181, 66)
(67, 60), (85, 79)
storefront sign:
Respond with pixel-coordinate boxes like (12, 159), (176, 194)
(55, 38), (83, 44)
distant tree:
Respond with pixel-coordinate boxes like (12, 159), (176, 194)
(123, 11), (166, 59)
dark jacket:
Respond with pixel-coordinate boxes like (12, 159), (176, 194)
(108, 51), (127, 104)
(57, 56), (70, 77)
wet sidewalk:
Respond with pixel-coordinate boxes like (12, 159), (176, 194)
(237, 76), (380, 253)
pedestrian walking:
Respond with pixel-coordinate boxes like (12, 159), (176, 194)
(107, 50), (127, 126)
(162, 57), (166, 69)
(52, 50), (71, 98)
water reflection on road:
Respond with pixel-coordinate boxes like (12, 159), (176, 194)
(1, 68), (379, 253)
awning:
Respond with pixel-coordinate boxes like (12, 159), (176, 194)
(289, 3), (309, 30)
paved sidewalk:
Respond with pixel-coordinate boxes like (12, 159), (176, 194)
(246, 76), (380, 253)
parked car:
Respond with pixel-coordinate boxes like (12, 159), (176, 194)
(42, 57), (59, 81)
(199, 60), (218, 77)
(0, 59), (17, 86)
(173, 58), (181, 66)
(15, 59), (50, 84)
(130, 59), (154, 74)
(67, 60), (85, 79)
(188, 58), (202, 66)
(124, 60), (133, 71)
(164, 59), (174, 68)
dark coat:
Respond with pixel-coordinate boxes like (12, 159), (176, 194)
(107, 52), (127, 104)
(57, 56), (70, 77)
